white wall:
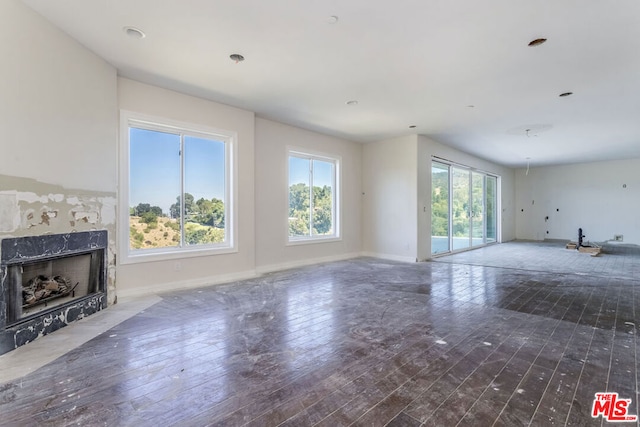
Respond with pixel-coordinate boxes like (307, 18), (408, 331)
(418, 136), (516, 260)
(0, 0), (118, 303)
(117, 78), (256, 296)
(515, 158), (640, 244)
(1, 0), (116, 193)
(361, 134), (516, 263)
(254, 118), (362, 271)
(362, 135), (418, 262)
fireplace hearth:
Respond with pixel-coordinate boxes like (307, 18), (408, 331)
(0, 231), (108, 355)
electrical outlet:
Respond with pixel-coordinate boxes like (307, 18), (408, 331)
(614, 234), (623, 242)
(174, 261), (182, 272)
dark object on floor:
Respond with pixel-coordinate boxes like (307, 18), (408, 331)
(572, 228), (601, 256)
(578, 227), (585, 248)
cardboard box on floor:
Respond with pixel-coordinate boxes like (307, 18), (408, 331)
(566, 241), (602, 256)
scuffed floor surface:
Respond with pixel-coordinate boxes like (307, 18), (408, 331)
(1, 243), (638, 426)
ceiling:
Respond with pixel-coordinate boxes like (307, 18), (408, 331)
(22, 0), (640, 167)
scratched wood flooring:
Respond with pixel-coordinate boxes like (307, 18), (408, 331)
(0, 242), (638, 426)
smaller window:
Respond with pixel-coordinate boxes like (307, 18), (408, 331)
(288, 150), (340, 242)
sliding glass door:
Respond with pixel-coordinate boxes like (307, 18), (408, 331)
(431, 160), (498, 255)
(431, 162), (450, 254)
(452, 167), (471, 251)
(486, 176), (497, 243)
(471, 172), (485, 247)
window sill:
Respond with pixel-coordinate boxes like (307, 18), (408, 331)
(286, 236), (342, 246)
(119, 245), (238, 265)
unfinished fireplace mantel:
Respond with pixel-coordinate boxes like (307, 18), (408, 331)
(0, 230), (108, 355)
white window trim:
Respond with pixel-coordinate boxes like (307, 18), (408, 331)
(118, 110), (238, 265)
(286, 147), (341, 245)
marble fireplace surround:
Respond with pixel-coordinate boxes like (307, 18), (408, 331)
(0, 230), (108, 355)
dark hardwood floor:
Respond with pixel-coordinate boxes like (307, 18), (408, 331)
(1, 243), (638, 426)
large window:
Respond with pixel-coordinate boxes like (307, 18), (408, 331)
(288, 150), (339, 242)
(120, 112), (235, 261)
(431, 159), (499, 255)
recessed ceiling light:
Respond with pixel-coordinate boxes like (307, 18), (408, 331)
(123, 26), (145, 39)
(467, 105), (475, 108)
(559, 92), (573, 97)
(506, 124), (553, 135)
(346, 100), (358, 106)
(230, 54), (245, 63)
(528, 38), (547, 47)
(327, 15), (339, 24)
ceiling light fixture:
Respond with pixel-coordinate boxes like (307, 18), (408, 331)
(346, 100), (358, 106)
(409, 125), (417, 129)
(528, 38), (547, 47)
(123, 26), (146, 39)
(327, 15), (339, 24)
(230, 54), (245, 63)
(507, 124), (553, 135)
(559, 92), (573, 97)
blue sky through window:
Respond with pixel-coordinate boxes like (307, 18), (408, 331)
(289, 156), (310, 187)
(130, 127), (225, 215)
(185, 135), (225, 204)
(288, 155), (334, 188)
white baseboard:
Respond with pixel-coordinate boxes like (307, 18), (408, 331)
(116, 251), (416, 300)
(116, 269), (259, 299)
(360, 251), (417, 263)
(256, 252), (361, 274)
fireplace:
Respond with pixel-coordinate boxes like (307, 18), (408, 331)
(0, 231), (108, 355)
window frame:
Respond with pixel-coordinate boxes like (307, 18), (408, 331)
(286, 147), (341, 245)
(119, 110), (238, 264)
